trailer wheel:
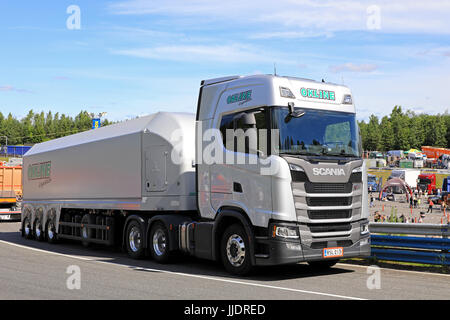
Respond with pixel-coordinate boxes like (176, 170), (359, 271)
(22, 217), (32, 239)
(46, 219), (58, 244)
(149, 222), (171, 263)
(308, 259), (339, 269)
(34, 219), (45, 242)
(125, 220), (145, 259)
(220, 224), (252, 275)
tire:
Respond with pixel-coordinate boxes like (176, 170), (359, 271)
(34, 218), (45, 242)
(308, 259), (339, 270)
(46, 219), (58, 244)
(22, 217), (32, 239)
(125, 220), (145, 259)
(220, 224), (253, 276)
(149, 222), (171, 263)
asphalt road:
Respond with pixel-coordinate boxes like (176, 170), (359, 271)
(0, 222), (449, 300)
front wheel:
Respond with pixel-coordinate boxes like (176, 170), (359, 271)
(220, 224), (253, 276)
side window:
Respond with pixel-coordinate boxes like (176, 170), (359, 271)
(219, 109), (268, 156)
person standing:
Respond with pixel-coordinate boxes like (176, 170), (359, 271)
(427, 198), (434, 213)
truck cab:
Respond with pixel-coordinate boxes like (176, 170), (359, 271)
(196, 75), (370, 271)
(418, 173), (436, 195)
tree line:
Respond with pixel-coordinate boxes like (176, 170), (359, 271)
(0, 110), (112, 145)
(358, 106), (449, 152)
(0, 106), (448, 151)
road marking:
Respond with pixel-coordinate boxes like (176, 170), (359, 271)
(337, 262), (450, 278)
(0, 239), (366, 300)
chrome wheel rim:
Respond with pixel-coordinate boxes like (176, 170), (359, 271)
(47, 222), (55, 239)
(129, 226), (141, 253)
(24, 220), (31, 236)
(35, 223), (42, 238)
(152, 229), (166, 256)
(226, 234), (246, 267)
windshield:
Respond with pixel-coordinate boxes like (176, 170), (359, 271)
(271, 107), (361, 157)
(368, 176), (377, 183)
(419, 178), (431, 184)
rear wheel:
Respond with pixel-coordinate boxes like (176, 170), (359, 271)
(34, 218), (45, 241)
(46, 219), (58, 244)
(22, 217), (32, 239)
(125, 220), (145, 259)
(149, 222), (171, 263)
(220, 224), (253, 276)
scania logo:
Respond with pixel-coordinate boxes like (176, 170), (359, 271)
(312, 168), (345, 176)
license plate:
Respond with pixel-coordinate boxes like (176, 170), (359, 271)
(0, 215), (11, 220)
(323, 247), (343, 258)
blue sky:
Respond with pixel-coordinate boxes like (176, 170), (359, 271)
(1, 0), (450, 122)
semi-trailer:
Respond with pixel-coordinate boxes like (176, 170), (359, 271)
(21, 75), (370, 275)
(0, 165), (22, 221)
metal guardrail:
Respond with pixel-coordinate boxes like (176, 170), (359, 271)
(368, 223), (450, 266)
(369, 222), (450, 237)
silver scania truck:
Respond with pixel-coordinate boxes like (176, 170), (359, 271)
(21, 75), (370, 275)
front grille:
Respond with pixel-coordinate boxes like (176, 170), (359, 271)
(304, 182), (352, 194)
(310, 240), (353, 249)
(307, 210), (351, 220)
(306, 197), (352, 207)
(308, 223), (352, 233)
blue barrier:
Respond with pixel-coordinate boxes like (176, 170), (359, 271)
(371, 234), (450, 266)
(0, 145), (31, 156)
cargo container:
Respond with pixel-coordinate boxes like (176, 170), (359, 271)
(0, 165), (22, 221)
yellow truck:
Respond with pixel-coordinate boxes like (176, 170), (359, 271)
(0, 165), (22, 221)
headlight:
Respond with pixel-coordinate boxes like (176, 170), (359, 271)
(352, 166), (363, 173)
(272, 225), (299, 239)
(361, 222), (369, 235)
(289, 163), (304, 172)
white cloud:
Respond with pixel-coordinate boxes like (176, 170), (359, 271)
(0, 85), (33, 93)
(112, 44), (294, 64)
(329, 63), (378, 73)
(109, 0), (450, 35)
(248, 31), (333, 40)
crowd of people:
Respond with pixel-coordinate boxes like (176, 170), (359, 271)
(369, 187), (449, 224)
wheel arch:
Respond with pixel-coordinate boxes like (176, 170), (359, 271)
(212, 206), (256, 265)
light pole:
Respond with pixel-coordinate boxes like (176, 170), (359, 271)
(0, 136), (7, 156)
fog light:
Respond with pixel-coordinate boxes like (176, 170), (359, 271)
(286, 243), (301, 251)
(360, 237), (370, 246)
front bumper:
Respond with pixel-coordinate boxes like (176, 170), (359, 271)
(254, 222), (371, 266)
(0, 211), (21, 222)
